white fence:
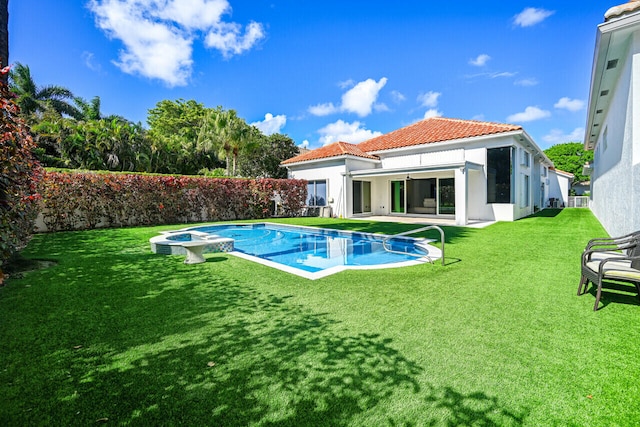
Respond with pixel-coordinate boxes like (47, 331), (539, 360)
(568, 196), (590, 208)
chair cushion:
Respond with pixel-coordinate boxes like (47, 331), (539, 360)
(586, 260), (640, 281)
(587, 251), (626, 262)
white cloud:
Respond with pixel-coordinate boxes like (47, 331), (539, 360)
(417, 91), (441, 108)
(82, 51), (102, 72)
(543, 128), (585, 145)
(469, 54), (491, 67)
(341, 78), (388, 117)
(88, 0), (265, 86)
(507, 106), (551, 123)
(491, 71), (517, 79)
(308, 102), (338, 116)
(205, 21), (265, 57)
(299, 140), (310, 149)
(464, 71), (517, 81)
(338, 79), (355, 89)
(317, 120), (382, 145)
(515, 78), (539, 87)
(251, 113), (286, 135)
(373, 103), (391, 113)
(423, 109), (443, 119)
(308, 77), (388, 118)
(554, 97), (585, 112)
(513, 7), (555, 28)
(391, 90), (406, 103)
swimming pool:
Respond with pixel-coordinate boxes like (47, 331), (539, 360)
(150, 223), (441, 279)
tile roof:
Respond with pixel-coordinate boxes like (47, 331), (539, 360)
(605, 1), (640, 21)
(282, 117), (523, 165)
(357, 117), (522, 153)
(281, 141), (379, 165)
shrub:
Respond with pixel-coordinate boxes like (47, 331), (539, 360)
(37, 171), (307, 232)
(0, 66), (42, 275)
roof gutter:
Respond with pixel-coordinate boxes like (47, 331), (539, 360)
(281, 154), (381, 169)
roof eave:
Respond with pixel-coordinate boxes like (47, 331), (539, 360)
(584, 11), (640, 150)
(281, 154), (381, 168)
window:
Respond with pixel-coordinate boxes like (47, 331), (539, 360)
(487, 147), (513, 203)
(307, 180), (327, 206)
(542, 166), (547, 177)
(521, 150), (530, 167)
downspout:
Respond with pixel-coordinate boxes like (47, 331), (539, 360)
(341, 172), (348, 218)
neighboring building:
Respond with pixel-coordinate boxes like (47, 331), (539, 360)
(573, 181), (591, 196)
(282, 117), (555, 225)
(584, 0), (640, 236)
(548, 168), (575, 207)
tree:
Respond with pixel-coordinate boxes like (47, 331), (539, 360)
(198, 108), (258, 176)
(238, 133), (300, 178)
(544, 142), (594, 183)
(147, 99), (214, 174)
(8, 62), (76, 121)
(72, 95), (103, 121)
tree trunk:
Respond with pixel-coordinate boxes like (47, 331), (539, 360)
(0, 0), (8, 84)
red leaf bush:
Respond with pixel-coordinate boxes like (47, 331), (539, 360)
(37, 171), (307, 232)
(0, 68), (42, 270)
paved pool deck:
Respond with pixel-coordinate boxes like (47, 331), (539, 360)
(351, 215), (496, 229)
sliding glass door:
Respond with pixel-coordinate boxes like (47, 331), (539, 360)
(390, 180), (405, 213)
(438, 178), (455, 215)
(353, 181), (371, 214)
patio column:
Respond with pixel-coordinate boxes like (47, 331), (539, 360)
(454, 165), (468, 225)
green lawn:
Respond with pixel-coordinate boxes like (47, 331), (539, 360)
(2, 209), (639, 426)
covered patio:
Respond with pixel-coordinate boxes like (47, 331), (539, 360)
(348, 162), (485, 226)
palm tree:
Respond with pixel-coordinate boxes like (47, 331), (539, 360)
(198, 108), (257, 176)
(9, 62), (76, 121)
(72, 95), (102, 121)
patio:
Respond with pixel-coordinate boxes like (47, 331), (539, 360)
(351, 214), (495, 228)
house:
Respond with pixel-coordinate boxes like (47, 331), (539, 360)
(584, 0), (640, 236)
(282, 117), (556, 225)
(548, 168), (575, 207)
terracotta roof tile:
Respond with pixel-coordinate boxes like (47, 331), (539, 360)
(282, 117), (522, 165)
(281, 141), (379, 165)
(605, 1), (640, 21)
(357, 117), (522, 153)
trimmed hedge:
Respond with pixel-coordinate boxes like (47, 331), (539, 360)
(37, 171), (307, 232)
(0, 69), (42, 271)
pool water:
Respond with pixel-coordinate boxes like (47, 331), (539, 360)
(162, 223), (436, 278)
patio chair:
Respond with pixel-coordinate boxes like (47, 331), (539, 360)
(578, 238), (640, 311)
(585, 230), (640, 251)
(582, 230), (640, 263)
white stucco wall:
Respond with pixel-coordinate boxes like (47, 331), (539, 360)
(548, 170), (572, 207)
(590, 32), (640, 236)
(287, 161), (347, 217)
(285, 132), (551, 223)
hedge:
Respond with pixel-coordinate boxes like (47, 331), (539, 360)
(0, 68), (42, 273)
(36, 171), (307, 232)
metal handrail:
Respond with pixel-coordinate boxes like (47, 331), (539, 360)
(382, 225), (445, 265)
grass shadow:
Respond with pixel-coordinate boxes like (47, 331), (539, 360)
(525, 208), (563, 218)
(2, 228), (528, 425)
(589, 281), (640, 310)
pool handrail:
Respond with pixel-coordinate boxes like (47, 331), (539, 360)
(382, 225), (445, 266)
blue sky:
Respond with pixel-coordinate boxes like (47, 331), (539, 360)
(9, 0), (615, 150)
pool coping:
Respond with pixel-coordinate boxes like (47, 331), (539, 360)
(150, 222), (442, 280)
